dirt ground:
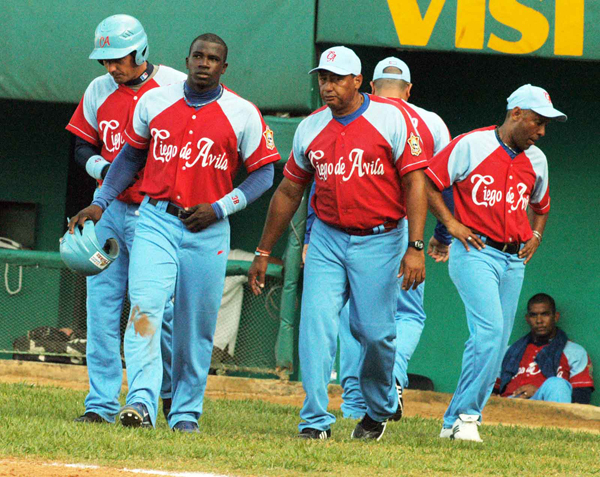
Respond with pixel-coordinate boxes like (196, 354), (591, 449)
(1, 361), (599, 476)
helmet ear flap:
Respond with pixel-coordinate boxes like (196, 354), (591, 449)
(135, 45), (149, 65)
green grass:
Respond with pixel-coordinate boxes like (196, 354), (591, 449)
(0, 382), (599, 476)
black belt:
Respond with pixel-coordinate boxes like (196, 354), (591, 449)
(481, 236), (520, 255)
(339, 221), (399, 236)
(148, 198), (186, 218)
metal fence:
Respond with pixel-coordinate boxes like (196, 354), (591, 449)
(0, 250), (286, 378)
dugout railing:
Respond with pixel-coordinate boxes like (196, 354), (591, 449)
(0, 209), (304, 380)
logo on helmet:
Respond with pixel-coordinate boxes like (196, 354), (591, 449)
(89, 251), (111, 269)
(98, 36), (111, 48)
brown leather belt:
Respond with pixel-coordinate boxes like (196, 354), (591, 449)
(148, 198), (185, 218)
(340, 220), (399, 236)
(481, 235), (520, 255)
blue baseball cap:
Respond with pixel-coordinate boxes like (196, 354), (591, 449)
(373, 57), (411, 82)
(507, 84), (567, 122)
(309, 46), (361, 76)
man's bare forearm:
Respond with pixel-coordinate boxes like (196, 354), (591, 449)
(402, 170), (428, 242)
(425, 176), (455, 226)
(531, 210), (549, 236)
(257, 177), (308, 252)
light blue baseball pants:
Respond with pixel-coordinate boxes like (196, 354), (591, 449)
(84, 198), (173, 422)
(530, 377), (573, 403)
(443, 241), (525, 428)
(299, 218), (402, 431)
(124, 197), (229, 428)
(338, 218), (426, 418)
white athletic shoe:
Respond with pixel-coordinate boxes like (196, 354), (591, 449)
(449, 414), (483, 442)
(439, 427), (453, 438)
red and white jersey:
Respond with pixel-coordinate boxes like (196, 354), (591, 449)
(425, 126), (550, 243)
(125, 84), (280, 209)
(502, 341), (594, 397)
(66, 65), (186, 204)
(389, 98), (451, 158)
(284, 95), (427, 230)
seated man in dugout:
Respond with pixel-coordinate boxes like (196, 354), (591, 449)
(495, 293), (594, 404)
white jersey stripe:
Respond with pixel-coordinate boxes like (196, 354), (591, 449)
(248, 152), (280, 168)
(66, 123), (96, 143)
(124, 129), (148, 146)
(400, 159), (428, 172)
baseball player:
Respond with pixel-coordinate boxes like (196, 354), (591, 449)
(301, 57), (454, 420)
(66, 14), (186, 424)
(249, 46), (428, 441)
(426, 84), (566, 442)
(69, 33), (280, 433)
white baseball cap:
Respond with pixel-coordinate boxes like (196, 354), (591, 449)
(309, 46), (361, 76)
(373, 57), (411, 82)
(507, 84), (567, 122)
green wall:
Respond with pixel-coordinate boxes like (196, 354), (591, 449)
(0, 1), (316, 112)
(339, 44), (600, 405)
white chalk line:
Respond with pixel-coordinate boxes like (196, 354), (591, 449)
(44, 462), (231, 476)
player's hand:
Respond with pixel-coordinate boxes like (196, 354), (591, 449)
(301, 244), (309, 267)
(512, 384), (538, 399)
(248, 256), (269, 295)
(427, 236), (451, 262)
(518, 237), (540, 265)
(67, 205), (103, 233)
(398, 248), (425, 290)
(180, 203), (217, 232)
(446, 219), (485, 252)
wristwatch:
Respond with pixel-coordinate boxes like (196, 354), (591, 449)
(408, 240), (425, 251)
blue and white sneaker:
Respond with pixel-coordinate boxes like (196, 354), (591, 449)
(173, 421), (200, 433)
(119, 403), (152, 428)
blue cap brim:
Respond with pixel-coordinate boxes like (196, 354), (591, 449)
(531, 106), (567, 122)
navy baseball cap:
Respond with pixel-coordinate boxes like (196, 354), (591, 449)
(507, 84), (567, 122)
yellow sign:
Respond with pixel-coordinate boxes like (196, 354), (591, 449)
(387, 0), (584, 56)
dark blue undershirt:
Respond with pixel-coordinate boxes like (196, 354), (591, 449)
(333, 93), (370, 125)
(183, 82), (223, 109)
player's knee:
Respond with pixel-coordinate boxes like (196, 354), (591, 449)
(544, 376), (572, 392)
(126, 304), (162, 338)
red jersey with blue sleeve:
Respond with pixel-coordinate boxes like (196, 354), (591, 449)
(424, 126), (550, 244)
(66, 65), (186, 204)
(283, 95), (427, 230)
(502, 341), (594, 397)
(124, 84), (280, 209)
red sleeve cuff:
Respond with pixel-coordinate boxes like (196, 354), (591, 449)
(424, 168), (446, 191)
(399, 159), (428, 178)
(283, 162), (312, 185)
(125, 129), (149, 150)
(66, 123), (100, 147)
(529, 200), (550, 215)
(245, 151), (281, 173)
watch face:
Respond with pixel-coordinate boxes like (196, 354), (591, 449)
(410, 240), (424, 250)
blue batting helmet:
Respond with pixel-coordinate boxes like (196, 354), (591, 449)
(89, 14), (149, 65)
(60, 221), (120, 276)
